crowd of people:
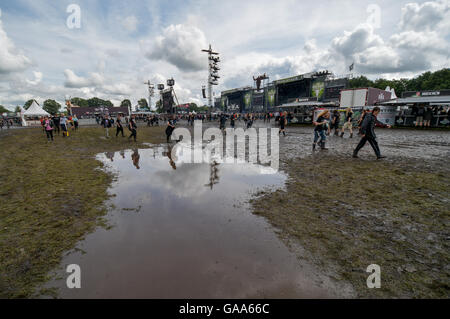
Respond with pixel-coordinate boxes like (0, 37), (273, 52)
(0, 118), (15, 130)
(38, 114), (79, 141)
(310, 107), (391, 159)
(32, 106), (424, 160)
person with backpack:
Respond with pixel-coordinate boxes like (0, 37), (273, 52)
(43, 116), (54, 141)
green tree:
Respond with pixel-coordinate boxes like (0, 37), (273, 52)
(71, 97), (89, 108)
(120, 99), (132, 108)
(87, 97), (113, 108)
(137, 98), (149, 110)
(155, 100), (163, 113)
(349, 76), (374, 89)
(23, 99), (34, 110)
(15, 106), (22, 113)
(189, 103), (198, 112)
(43, 99), (61, 115)
(0, 105), (10, 113)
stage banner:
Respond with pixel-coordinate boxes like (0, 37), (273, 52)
(221, 96), (227, 109)
(311, 80), (325, 100)
(244, 91), (252, 109)
(265, 87), (276, 107)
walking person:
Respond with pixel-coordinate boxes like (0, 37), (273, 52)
(73, 115), (79, 130)
(219, 113), (227, 132)
(43, 116), (54, 141)
(230, 114), (236, 129)
(340, 107), (354, 138)
(101, 115), (112, 138)
(128, 115), (138, 142)
(60, 114), (68, 137)
(353, 107), (392, 160)
(165, 115), (176, 143)
(357, 109), (369, 135)
(313, 110), (330, 151)
(330, 110), (341, 136)
(116, 114), (125, 137)
(52, 114), (60, 134)
(279, 111), (287, 136)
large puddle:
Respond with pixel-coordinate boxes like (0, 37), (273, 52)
(45, 144), (349, 298)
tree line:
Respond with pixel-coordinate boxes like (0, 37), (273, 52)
(349, 68), (450, 97)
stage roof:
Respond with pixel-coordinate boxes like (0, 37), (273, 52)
(280, 101), (337, 107)
(379, 96), (450, 105)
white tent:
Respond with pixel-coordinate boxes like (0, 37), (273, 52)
(23, 101), (50, 117)
(22, 101), (50, 127)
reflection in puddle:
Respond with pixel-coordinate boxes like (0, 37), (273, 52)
(46, 145), (345, 299)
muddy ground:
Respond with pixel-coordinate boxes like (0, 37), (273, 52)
(250, 124), (450, 298)
(0, 126), (165, 298)
(1, 122), (449, 298)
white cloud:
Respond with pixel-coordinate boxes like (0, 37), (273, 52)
(332, 24), (383, 58)
(399, 0), (450, 31)
(144, 24), (208, 72)
(0, 1), (449, 108)
(26, 71), (43, 85)
(64, 69), (104, 88)
(0, 16), (32, 74)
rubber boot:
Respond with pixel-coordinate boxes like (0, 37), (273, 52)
(320, 141), (328, 150)
(340, 132), (344, 138)
(312, 143), (316, 151)
(350, 133), (353, 138)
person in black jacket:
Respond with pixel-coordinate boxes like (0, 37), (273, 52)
(101, 115), (112, 138)
(166, 115), (176, 143)
(128, 115), (137, 142)
(116, 115), (125, 137)
(353, 107), (391, 159)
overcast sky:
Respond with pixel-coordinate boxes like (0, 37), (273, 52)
(0, 0), (449, 110)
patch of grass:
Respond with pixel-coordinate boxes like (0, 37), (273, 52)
(0, 126), (165, 298)
(251, 155), (450, 298)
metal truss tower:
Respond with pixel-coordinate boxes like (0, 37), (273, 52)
(202, 44), (220, 108)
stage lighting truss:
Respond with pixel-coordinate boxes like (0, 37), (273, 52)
(202, 44), (221, 106)
(167, 78), (175, 87)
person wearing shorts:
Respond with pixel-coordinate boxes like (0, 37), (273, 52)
(416, 106), (425, 127)
(340, 108), (354, 138)
(60, 114), (68, 137)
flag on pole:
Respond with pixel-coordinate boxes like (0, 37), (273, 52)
(349, 63), (354, 72)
